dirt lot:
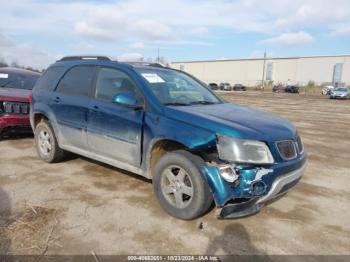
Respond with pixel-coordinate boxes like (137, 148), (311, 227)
(0, 92), (349, 256)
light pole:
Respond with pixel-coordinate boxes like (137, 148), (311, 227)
(261, 51), (266, 91)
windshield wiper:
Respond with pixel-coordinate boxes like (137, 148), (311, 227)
(164, 101), (219, 106)
(163, 102), (190, 106)
(189, 101), (217, 105)
(0, 81), (12, 88)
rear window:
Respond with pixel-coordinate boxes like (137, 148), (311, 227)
(0, 71), (39, 90)
(34, 66), (65, 90)
(56, 66), (97, 97)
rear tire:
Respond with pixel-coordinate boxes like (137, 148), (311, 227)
(153, 150), (213, 220)
(34, 120), (65, 163)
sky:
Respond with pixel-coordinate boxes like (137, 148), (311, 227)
(0, 0), (350, 69)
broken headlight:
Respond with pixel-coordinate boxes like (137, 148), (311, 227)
(216, 135), (274, 164)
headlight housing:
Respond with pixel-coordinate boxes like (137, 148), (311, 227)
(217, 135), (274, 164)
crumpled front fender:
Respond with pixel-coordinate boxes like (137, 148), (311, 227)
(201, 166), (263, 207)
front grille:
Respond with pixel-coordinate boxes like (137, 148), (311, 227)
(276, 140), (297, 160)
(2, 102), (29, 115)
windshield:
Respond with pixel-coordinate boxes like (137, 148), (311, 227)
(334, 87), (347, 92)
(0, 72), (39, 90)
(136, 68), (222, 106)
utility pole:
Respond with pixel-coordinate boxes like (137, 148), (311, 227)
(261, 51), (266, 91)
(157, 48), (160, 63)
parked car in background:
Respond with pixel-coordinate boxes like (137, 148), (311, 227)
(322, 85), (334, 95)
(208, 83), (219, 90)
(219, 82), (232, 91)
(272, 84), (285, 93)
(0, 67), (40, 137)
(330, 87), (350, 99)
(273, 84), (299, 94)
(233, 84), (247, 91)
(285, 85), (299, 93)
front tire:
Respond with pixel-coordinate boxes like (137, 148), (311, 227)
(34, 120), (65, 163)
(153, 150), (213, 220)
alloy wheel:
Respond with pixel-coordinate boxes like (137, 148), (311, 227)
(38, 129), (52, 156)
(160, 165), (194, 208)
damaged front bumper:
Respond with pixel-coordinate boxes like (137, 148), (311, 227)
(202, 154), (307, 219)
(218, 162), (306, 218)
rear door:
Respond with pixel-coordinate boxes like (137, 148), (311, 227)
(87, 67), (144, 167)
(51, 65), (97, 150)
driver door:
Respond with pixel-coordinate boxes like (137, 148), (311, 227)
(87, 67), (144, 167)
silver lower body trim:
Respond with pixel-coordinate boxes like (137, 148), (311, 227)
(257, 162), (307, 204)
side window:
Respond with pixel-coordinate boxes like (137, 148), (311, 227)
(34, 66), (64, 90)
(95, 67), (142, 102)
(56, 66), (96, 97)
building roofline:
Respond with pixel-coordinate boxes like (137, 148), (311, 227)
(171, 54), (350, 64)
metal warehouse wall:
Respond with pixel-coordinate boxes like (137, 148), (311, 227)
(171, 55), (350, 86)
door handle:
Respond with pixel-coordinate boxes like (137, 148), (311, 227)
(54, 97), (60, 103)
(91, 105), (99, 111)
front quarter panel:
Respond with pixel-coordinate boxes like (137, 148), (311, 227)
(142, 112), (217, 174)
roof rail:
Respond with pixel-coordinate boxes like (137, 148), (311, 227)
(58, 56), (111, 62)
(124, 61), (167, 68)
(150, 62), (167, 68)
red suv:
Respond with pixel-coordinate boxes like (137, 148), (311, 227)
(0, 67), (40, 137)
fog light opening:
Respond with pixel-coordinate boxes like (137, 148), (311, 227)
(219, 165), (239, 183)
(251, 180), (267, 196)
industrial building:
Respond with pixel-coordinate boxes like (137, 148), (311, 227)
(171, 54), (350, 87)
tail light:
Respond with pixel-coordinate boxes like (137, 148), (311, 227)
(28, 92), (33, 103)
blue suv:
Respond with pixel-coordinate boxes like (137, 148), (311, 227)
(30, 56), (307, 219)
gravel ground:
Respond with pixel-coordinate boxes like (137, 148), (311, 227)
(0, 91), (349, 256)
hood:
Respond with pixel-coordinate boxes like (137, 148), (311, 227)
(0, 88), (31, 102)
(165, 103), (296, 142)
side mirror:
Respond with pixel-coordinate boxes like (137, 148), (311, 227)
(112, 92), (142, 109)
